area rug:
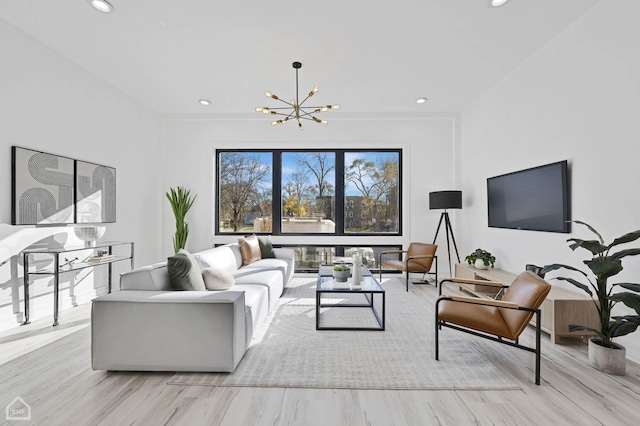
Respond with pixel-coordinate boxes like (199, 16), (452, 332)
(169, 276), (520, 390)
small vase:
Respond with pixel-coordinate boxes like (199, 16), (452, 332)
(588, 338), (626, 375)
(474, 259), (489, 270)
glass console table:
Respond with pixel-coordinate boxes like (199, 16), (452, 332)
(22, 241), (134, 326)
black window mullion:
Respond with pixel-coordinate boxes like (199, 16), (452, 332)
(335, 150), (345, 235)
(272, 151), (282, 234)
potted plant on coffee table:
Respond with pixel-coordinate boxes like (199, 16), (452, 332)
(542, 221), (640, 375)
(465, 248), (496, 270)
(333, 264), (350, 282)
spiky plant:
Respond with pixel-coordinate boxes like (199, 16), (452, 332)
(542, 221), (640, 348)
(166, 186), (197, 253)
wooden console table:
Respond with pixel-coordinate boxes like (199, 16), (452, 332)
(454, 263), (599, 343)
(22, 241), (134, 326)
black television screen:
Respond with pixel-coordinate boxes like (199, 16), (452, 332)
(487, 161), (570, 233)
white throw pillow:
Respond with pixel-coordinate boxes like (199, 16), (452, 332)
(202, 267), (235, 291)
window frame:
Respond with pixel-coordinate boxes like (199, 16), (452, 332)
(215, 148), (402, 236)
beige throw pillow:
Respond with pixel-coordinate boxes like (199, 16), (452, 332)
(238, 234), (261, 266)
(202, 267), (235, 291)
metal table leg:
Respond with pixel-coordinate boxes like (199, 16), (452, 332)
(22, 253), (30, 325)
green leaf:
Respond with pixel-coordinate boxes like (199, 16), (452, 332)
(612, 315), (640, 325)
(567, 239), (608, 255)
(609, 230), (640, 248)
(555, 277), (593, 297)
(609, 292), (640, 315)
(609, 248), (640, 261)
(540, 263), (589, 278)
(569, 324), (603, 340)
(573, 220), (604, 244)
(611, 322), (639, 337)
(614, 283), (640, 292)
(584, 258), (623, 280)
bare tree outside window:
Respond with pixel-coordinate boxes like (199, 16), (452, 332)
(218, 152), (271, 232)
(345, 152), (399, 233)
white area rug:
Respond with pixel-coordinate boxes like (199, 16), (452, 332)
(169, 276), (520, 390)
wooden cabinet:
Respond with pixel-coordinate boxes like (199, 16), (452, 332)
(454, 263), (599, 344)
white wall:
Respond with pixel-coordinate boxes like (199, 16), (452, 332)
(460, 1), (640, 360)
(161, 115), (459, 269)
(0, 20), (162, 330)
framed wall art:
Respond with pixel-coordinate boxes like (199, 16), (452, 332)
(75, 160), (116, 223)
(12, 147), (75, 225)
(11, 146), (116, 225)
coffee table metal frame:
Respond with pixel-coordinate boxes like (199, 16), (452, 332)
(316, 266), (385, 331)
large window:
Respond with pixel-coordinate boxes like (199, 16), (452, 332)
(216, 149), (401, 235)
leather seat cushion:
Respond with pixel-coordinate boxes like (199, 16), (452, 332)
(438, 300), (515, 339)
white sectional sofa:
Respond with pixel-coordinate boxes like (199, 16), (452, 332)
(91, 243), (295, 372)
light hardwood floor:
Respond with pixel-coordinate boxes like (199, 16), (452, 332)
(1, 277), (639, 426)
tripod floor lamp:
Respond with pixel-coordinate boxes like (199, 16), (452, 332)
(429, 190), (462, 274)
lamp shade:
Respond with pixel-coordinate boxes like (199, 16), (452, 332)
(429, 190), (462, 210)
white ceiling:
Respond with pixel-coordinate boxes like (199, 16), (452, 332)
(0, 0), (599, 116)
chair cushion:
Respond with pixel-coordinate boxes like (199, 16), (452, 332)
(167, 249), (206, 291)
(202, 267), (235, 291)
(238, 235), (261, 266)
(438, 300), (513, 339)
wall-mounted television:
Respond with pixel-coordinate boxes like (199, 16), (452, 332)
(487, 160), (570, 233)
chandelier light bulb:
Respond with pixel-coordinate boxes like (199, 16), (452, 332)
(309, 86), (319, 97)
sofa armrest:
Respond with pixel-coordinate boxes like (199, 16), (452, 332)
(91, 290), (247, 372)
(273, 247), (294, 260)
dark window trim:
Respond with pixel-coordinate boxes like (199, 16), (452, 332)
(215, 148), (402, 237)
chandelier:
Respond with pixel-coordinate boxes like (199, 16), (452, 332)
(256, 62), (339, 130)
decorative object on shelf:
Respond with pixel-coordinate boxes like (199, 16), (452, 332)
(542, 221), (640, 375)
(430, 190), (462, 273)
(255, 61), (339, 130)
(166, 186), (197, 254)
(333, 264), (350, 282)
(73, 225), (106, 247)
(11, 146), (117, 225)
(465, 248), (496, 270)
(351, 250), (363, 288)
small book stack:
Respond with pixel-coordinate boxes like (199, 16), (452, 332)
(86, 254), (115, 263)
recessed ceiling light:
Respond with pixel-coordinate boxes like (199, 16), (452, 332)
(199, 99), (211, 106)
(88, 0), (114, 13)
(491, 0), (509, 7)
(416, 98), (428, 104)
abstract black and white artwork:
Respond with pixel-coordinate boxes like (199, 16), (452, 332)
(12, 147), (75, 225)
(75, 160), (116, 223)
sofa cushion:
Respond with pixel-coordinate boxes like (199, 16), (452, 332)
(257, 235), (276, 259)
(194, 245), (241, 274)
(238, 235), (261, 266)
(167, 249), (206, 291)
(202, 267), (235, 291)
(233, 268), (284, 310)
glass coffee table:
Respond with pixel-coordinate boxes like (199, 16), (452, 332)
(316, 265), (385, 331)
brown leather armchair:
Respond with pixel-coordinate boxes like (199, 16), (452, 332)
(378, 242), (438, 291)
(435, 271), (551, 385)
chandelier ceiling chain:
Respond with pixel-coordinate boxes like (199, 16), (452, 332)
(256, 62), (339, 130)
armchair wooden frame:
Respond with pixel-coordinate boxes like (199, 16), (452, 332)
(378, 249), (438, 292)
(435, 277), (544, 385)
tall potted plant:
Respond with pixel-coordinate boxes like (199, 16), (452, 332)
(542, 221), (640, 375)
(166, 186), (197, 253)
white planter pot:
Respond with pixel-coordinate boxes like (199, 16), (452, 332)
(333, 270), (350, 282)
(588, 338), (626, 375)
(474, 259), (489, 270)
